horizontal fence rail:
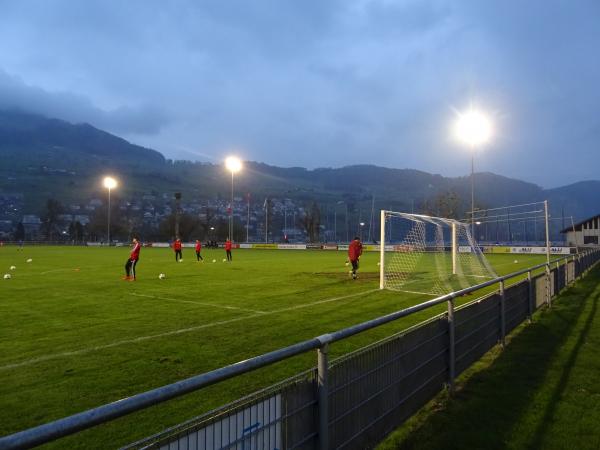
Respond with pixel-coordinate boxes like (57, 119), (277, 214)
(1, 250), (599, 450)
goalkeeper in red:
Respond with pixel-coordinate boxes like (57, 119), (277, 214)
(348, 236), (363, 280)
(124, 236), (141, 281)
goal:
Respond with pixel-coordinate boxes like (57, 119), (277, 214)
(379, 210), (497, 295)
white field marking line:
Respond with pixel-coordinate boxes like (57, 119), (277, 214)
(39, 268), (76, 275)
(0, 289), (379, 371)
(131, 292), (266, 314)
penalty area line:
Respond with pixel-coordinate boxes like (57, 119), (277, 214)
(0, 289), (379, 371)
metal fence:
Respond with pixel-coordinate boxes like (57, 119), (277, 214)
(2, 250), (599, 450)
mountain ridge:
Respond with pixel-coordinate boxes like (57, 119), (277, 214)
(0, 109), (597, 221)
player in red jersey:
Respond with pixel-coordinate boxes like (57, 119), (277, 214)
(195, 239), (203, 261)
(124, 236), (141, 281)
(173, 237), (183, 262)
(225, 238), (233, 262)
(348, 236), (363, 280)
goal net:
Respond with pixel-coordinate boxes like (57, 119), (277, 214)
(468, 201), (559, 250)
(379, 211), (497, 295)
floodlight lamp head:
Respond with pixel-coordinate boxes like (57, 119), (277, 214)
(225, 156), (242, 174)
(454, 109), (492, 148)
(103, 176), (117, 190)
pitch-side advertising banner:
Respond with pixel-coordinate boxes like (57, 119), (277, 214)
(461, 245), (571, 255)
(252, 243), (278, 249)
(278, 244), (307, 250)
(511, 246), (571, 255)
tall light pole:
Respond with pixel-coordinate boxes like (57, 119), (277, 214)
(103, 176), (117, 245)
(225, 156), (242, 241)
(454, 108), (492, 239)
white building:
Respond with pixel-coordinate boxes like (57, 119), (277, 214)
(561, 214), (600, 247)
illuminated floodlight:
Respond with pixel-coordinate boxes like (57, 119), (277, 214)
(225, 156), (242, 174)
(454, 109), (492, 147)
(103, 176), (117, 190)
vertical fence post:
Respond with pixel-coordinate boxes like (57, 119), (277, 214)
(317, 342), (330, 450)
(527, 270), (533, 323)
(499, 280), (506, 348)
(546, 264), (551, 308)
(447, 299), (455, 393)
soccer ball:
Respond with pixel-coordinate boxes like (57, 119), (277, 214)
(26, 258), (32, 263)
(158, 273), (166, 279)
(9, 265), (16, 270)
(3, 274), (11, 280)
(179, 259), (183, 263)
(514, 260), (518, 264)
(212, 259), (216, 263)
(222, 258), (227, 262)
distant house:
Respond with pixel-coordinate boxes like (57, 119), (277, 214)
(74, 215), (90, 225)
(561, 214), (600, 247)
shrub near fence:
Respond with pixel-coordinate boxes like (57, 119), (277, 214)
(2, 251), (599, 450)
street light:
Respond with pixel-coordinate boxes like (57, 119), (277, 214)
(225, 156), (242, 241)
(454, 108), (492, 239)
(103, 176), (117, 245)
(359, 222), (365, 240)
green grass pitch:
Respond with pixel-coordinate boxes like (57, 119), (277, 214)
(0, 246), (549, 448)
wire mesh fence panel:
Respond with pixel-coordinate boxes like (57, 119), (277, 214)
(328, 317), (448, 450)
(284, 370), (318, 450)
(557, 264), (566, 292)
(534, 274), (548, 308)
(122, 370), (318, 450)
(567, 261), (575, 284)
(504, 281), (530, 334)
(454, 293), (501, 376)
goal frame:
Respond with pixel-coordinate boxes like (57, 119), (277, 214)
(379, 210), (459, 290)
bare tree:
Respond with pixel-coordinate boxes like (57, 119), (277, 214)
(302, 201), (321, 243)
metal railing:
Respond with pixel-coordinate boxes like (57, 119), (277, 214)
(1, 250), (599, 450)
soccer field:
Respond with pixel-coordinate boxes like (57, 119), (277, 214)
(0, 246), (550, 448)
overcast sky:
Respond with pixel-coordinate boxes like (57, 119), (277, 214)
(1, 0), (599, 187)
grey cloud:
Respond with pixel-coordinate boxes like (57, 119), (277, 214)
(0, 70), (169, 134)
